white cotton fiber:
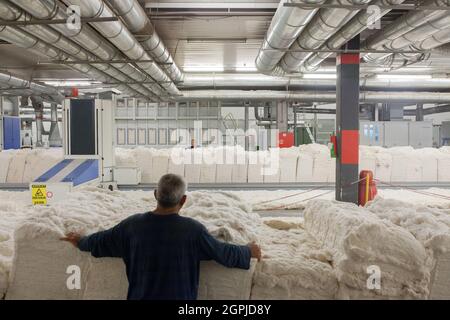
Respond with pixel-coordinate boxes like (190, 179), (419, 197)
(304, 199), (432, 299)
(279, 148), (298, 183)
(5, 189), (259, 300)
(390, 147), (422, 182)
(6, 150), (28, 184)
(247, 151), (264, 183)
(296, 152), (314, 182)
(115, 148), (137, 167)
(150, 151), (170, 183)
(0, 150), (15, 183)
(134, 147), (153, 183)
(22, 148), (63, 183)
(374, 151), (392, 183)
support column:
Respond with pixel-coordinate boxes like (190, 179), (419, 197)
(336, 35), (360, 204)
(416, 103), (424, 121)
(276, 101), (288, 132)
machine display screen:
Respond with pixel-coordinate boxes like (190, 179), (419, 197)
(70, 99), (96, 155)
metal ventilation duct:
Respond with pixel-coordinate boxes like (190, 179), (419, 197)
(9, 0), (166, 98)
(61, 0), (180, 96)
(301, 0), (406, 72)
(105, 0), (184, 82)
(280, 0), (371, 73)
(363, 0), (450, 62)
(0, 1), (158, 100)
(0, 72), (64, 103)
(178, 90), (450, 103)
(0, 23), (145, 99)
(364, 0), (450, 51)
(181, 73), (450, 91)
(255, 0), (325, 75)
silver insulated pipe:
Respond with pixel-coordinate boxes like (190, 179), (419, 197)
(61, 0), (180, 96)
(280, 0), (371, 73)
(178, 90), (450, 103)
(255, 0), (325, 75)
(8, 0), (165, 98)
(0, 72), (64, 103)
(105, 0), (184, 83)
(363, 0), (450, 62)
(300, 0), (406, 72)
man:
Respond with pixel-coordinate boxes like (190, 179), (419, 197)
(188, 138), (197, 149)
(21, 132), (33, 149)
(61, 174), (261, 300)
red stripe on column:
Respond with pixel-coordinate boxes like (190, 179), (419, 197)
(341, 130), (359, 165)
(337, 54), (360, 65)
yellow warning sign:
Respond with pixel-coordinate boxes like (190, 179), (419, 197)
(32, 185), (47, 205)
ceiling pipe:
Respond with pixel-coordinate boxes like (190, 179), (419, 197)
(364, 0), (450, 54)
(434, 42), (450, 55)
(280, 0), (371, 73)
(301, 0), (406, 72)
(0, 2), (157, 100)
(255, 0), (325, 76)
(181, 73), (450, 91)
(105, 0), (184, 82)
(0, 22), (147, 99)
(177, 90), (450, 103)
(8, 0), (164, 98)
(364, 1), (450, 63)
(0, 72), (64, 103)
(61, 0), (180, 96)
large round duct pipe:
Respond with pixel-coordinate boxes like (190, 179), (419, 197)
(255, 0), (325, 75)
(281, 0), (371, 73)
(181, 73), (450, 91)
(48, 103), (62, 147)
(61, 0), (180, 96)
(8, 0), (163, 98)
(301, 0), (406, 72)
(0, 72), (64, 103)
(177, 90), (450, 103)
(105, 0), (184, 82)
(363, 2), (450, 63)
(364, 0), (450, 52)
(30, 96), (45, 147)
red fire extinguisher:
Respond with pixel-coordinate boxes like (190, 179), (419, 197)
(358, 170), (378, 206)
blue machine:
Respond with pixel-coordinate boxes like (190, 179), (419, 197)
(3, 116), (21, 150)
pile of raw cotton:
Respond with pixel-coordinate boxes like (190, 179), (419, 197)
(2, 186), (449, 300)
(0, 148), (62, 184)
(2, 145), (450, 184)
(304, 200), (435, 299)
(4, 188), (261, 299)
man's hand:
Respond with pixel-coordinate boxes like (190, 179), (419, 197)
(60, 232), (82, 248)
(248, 242), (262, 261)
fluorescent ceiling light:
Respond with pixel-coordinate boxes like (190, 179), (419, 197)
(43, 80), (98, 87)
(235, 66), (258, 72)
(183, 66), (224, 72)
(376, 74), (432, 80)
(303, 73), (337, 79)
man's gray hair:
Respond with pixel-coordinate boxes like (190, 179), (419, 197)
(156, 174), (187, 207)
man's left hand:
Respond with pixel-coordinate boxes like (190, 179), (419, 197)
(60, 232), (82, 248)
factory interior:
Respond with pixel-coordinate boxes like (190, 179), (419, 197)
(1, 0), (450, 302)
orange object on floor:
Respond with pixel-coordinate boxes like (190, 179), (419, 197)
(358, 170), (378, 206)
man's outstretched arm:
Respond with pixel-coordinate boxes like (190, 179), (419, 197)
(198, 225), (261, 269)
(61, 222), (126, 258)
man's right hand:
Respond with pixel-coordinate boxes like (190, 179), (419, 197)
(60, 232), (82, 248)
(248, 242), (262, 261)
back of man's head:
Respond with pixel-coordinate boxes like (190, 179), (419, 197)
(156, 174), (187, 208)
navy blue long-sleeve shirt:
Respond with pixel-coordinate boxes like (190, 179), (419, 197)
(78, 212), (251, 300)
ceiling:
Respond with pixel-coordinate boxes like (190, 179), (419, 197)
(1, 0), (450, 83)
